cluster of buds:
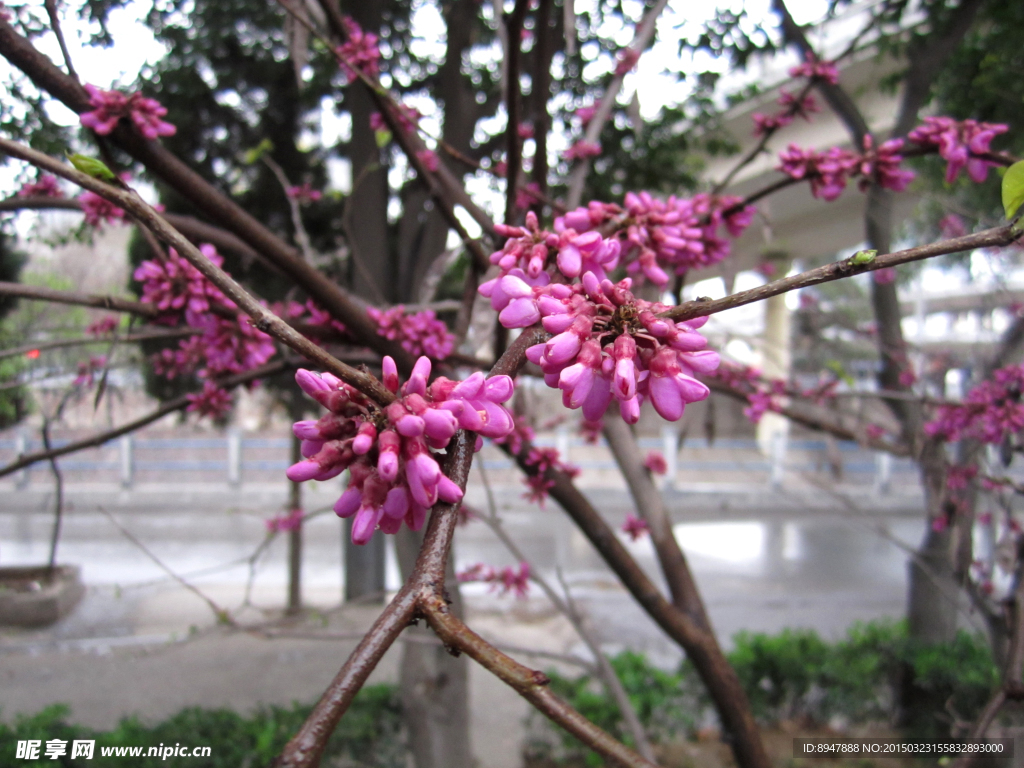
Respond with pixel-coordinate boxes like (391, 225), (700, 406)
(80, 84), (176, 140)
(622, 513), (650, 541)
(265, 508), (303, 534)
(336, 17), (381, 82)
(908, 117), (1008, 184)
(79, 190), (127, 228)
(366, 305), (455, 360)
(135, 244), (229, 321)
(285, 183), (322, 204)
(135, 244), (275, 380)
(185, 381), (233, 420)
(73, 355), (106, 388)
(752, 89), (819, 136)
(564, 140), (602, 161)
(788, 53), (839, 85)
(457, 562), (530, 598)
(706, 362), (785, 424)
(524, 273), (718, 423)
(278, 299), (348, 337)
(288, 357), (516, 545)
(926, 364), (1024, 444)
(777, 136), (913, 200)
(17, 174), (63, 198)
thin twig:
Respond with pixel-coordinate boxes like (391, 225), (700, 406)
(663, 223), (1024, 323)
(100, 507), (234, 625)
(0, 138), (395, 404)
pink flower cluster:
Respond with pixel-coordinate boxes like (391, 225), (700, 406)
(286, 183), (322, 204)
(777, 136), (913, 201)
(265, 508), (303, 533)
(135, 244), (229, 320)
(644, 450), (667, 475)
(622, 513), (649, 541)
(79, 190), (127, 228)
(73, 355), (106, 388)
(366, 305), (455, 360)
(457, 562), (530, 598)
(17, 175), (63, 198)
(370, 104), (422, 136)
(87, 315), (119, 336)
(788, 53), (839, 85)
(564, 140), (602, 161)
(908, 117), (1008, 184)
(337, 17), (381, 83)
(484, 190), (753, 289)
(279, 299), (348, 337)
(522, 445), (579, 506)
(135, 244), (275, 380)
(614, 46), (641, 76)
(752, 89), (819, 136)
(926, 365), (1024, 444)
(288, 358), (515, 545)
(492, 415), (579, 505)
(80, 84), (176, 140)
(707, 363), (784, 424)
(415, 149), (440, 172)
(185, 381), (233, 420)
(522, 274), (718, 423)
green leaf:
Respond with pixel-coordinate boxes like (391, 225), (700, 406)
(374, 128), (392, 148)
(1002, 159), (1024, 219)
(850, 249), (877, 265)
(65, 151), (116, 181)
(242, 138), (274, 165)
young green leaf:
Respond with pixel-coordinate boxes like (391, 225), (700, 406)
(65, 151), (116, 182)
(850, 249), (877, 265)
(1002, 159), (1024, 220)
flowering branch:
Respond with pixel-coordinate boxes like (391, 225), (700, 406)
(0, 18), (409, 367)
(0, 138), (395, 404)
(565, 0), (670, 209)
(0, 327), (199, 361)
(0, 279), (159, 319)
(663, 222), (1024, 323)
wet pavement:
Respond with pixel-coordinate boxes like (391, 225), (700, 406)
(0, 476), (929, 767)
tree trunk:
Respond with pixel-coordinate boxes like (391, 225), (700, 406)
(395, 526), (472, 768)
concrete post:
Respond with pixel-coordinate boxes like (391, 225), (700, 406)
(15, 430), (29, 488)
(875, 451), (892, 495)
(661, 426), (678, 490)
(119, 435), (133, 488)
(227, 429), (242, 486)
(770, 430), (786, 489)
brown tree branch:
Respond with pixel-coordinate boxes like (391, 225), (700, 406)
(0, 360), (287, 479)
(0, 280), (159, 318)
(0, 18), (413, 370)
(603, 418), (711, 630)
(0, 138), (396, 404)
(0, 327), (199, 360)
(663, 223), (1024, 323)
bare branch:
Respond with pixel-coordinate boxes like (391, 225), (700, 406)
(663, 224), (1024, 323)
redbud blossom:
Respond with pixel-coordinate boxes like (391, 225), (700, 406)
(336, 17), (381, 82)
(564, 140), (602, 161)
(457, 562), (531, 598)
(926, 365), (1024, 444)
(288, 359), (515, 544)
(79, 191), (127, 228)
(17, 175), (63, 198)
(80, 84), (176, 139)
(788, 53), (839, 85)
(522, 273), (717, 423)
(185, 381), (233, 420)
(909, 117), (1008, 184)
(367, 305), (455, 360)
(644, 451), (668, 475)
(622, 513), (650, 541)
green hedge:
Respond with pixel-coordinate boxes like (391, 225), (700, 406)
(1, 685), (406, 768)
(529, 621), (1000, 765)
